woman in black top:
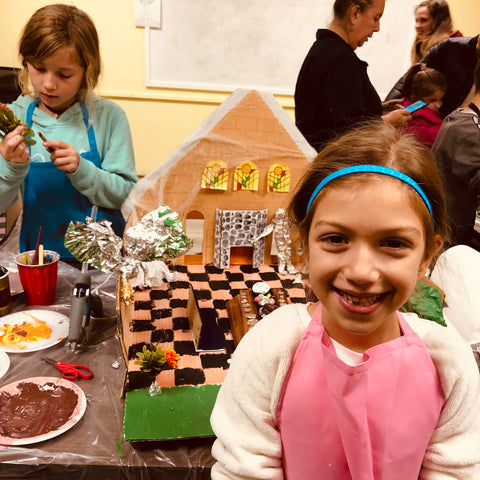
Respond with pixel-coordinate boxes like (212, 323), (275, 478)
(295, 0), (411, 151)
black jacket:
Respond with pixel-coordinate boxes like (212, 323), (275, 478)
(385, 36), (478, 119)
(295, 29), (382, 151)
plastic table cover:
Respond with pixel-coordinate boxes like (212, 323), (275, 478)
(0, 249), (214, 479)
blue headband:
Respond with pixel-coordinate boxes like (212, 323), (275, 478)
(305, 165), (433, 220)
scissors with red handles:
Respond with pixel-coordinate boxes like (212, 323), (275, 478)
(43, 357), (93, 380)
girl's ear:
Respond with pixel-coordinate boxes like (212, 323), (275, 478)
(418, 234), (443, 279)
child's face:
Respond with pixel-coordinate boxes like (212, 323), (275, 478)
(423, 88), (445, 112)
(27, 46), (85, 112)
(306, 178), (434, 351)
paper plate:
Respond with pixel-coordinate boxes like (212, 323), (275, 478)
(0, 376), (86, 445)
(0, 351), (9, 380)
(0, 310), (69, 353)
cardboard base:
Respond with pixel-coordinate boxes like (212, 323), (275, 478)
(124, 384), (220, 441)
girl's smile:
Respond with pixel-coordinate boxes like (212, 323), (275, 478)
(307, 177), (435, 352)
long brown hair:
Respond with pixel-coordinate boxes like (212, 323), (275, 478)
(411, 0), (455, 63)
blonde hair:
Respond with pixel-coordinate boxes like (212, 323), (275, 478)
(18, 4), (101, 101)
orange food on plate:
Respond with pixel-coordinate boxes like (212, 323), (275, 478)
(0, 314), (52, 349)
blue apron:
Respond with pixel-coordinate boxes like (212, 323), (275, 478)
(21, 98), (125, 258)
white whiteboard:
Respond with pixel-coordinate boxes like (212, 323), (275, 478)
(146, 0), (417, 98)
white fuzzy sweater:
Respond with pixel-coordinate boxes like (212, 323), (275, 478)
(210, 303), (480, 479)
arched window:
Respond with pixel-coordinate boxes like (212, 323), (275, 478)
(267, 163), (290, 192)
(233, 161), (259, 191)
(201, 160), (229, 190)
(184, 211), (204, 264)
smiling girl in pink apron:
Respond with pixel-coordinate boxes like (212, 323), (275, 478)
(210, 122), (480, 480)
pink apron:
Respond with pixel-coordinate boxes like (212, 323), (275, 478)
(277, 305), (445, 480)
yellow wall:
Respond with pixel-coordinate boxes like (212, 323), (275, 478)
(0, 0), (478, 176)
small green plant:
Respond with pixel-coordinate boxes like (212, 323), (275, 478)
(135, 343), (179, 377)
(0, 103), (36, 146)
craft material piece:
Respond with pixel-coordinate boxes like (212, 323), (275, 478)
(267, 163), (291, 192)
(43, 357), (93, 380)
(187, 286), (225, 351)
(0, 266), (12, 317)
(64, 206), (192, 293)
(0, 310), (68, 352)
(0, 351), (10, 380)
(38, 131), (54, 153)
(15, 250), (59, 305)
(227, 288), (291, 346)
(214, 209), (268, 269)
(135, 343), (179, 395)
(234, 161), (259, 191)
(123, 384), (220, 441)
(201, 160), (229, 190)
(32, 226), (43, 265)
(0, 376), (86, 445)
(255, 208), (296, 275)
(0, 102), (36, 146)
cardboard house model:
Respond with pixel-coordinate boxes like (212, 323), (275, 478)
(119, 89), (315, 442)
(122, 89), (316, 269)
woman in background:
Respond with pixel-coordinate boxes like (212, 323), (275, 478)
(411, 0), (462, 64)
(294, 0), (411, 152)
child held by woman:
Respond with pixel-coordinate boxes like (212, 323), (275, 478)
(0, 4), (137, 258)
(210, 122), (480, 479)
(400, 62), (447, 147)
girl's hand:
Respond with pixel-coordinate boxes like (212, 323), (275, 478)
(0, 126), (30, 164)
(382, 109), (412, 128)
(44, 140), (80, 174)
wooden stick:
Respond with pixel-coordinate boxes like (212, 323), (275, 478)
(38, 245), (44, 265)
(32, 226), (42, 265)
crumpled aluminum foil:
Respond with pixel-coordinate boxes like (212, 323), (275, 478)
(255, 208), (296, 275)
(64, 206), (193, 301)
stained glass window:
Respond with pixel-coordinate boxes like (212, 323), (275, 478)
(267, 163), (290, 192)
(233, 161), (259, 191)
(201, 160), (229, 190)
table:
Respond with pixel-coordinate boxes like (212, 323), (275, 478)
(0, 253), (215, 479)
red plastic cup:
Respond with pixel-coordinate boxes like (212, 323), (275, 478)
(15, 250), (60, 305)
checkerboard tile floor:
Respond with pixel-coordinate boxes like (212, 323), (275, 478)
(126, 264), (306, 390)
